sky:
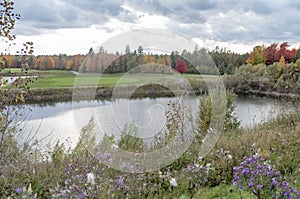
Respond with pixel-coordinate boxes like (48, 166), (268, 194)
(8, 0), (300, 55)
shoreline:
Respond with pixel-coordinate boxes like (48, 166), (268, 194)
(22, 83), (299, 104)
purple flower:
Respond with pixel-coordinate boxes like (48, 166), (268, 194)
(256, 184), (263, 189)
(118, 176), (125, 187)
(271, 178), (278, 186)
(241, 168), (249, 175)
(16, 187), (23, 194)
(291, 187), (300, 195)
(233, 155), (300, 199)
(233, 166), (239, 172)
(281, 181), (289, 188)
(256, 164), (262, 169)
(248, 181), (254, 187)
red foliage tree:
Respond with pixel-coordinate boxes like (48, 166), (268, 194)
(276, 42), (289, 62)
(265, 43), (277, 65)
(175, 59), (188, 74)
(275, 42), (296, 63)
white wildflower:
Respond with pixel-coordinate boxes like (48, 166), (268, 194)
(228, 154), (233, 159)
(111, 143), (119, 149)
(159, 171), (163, 178)
(169, 177), (177, 187)
(87, 172), (95, 185)
(28, 183), (32, 194)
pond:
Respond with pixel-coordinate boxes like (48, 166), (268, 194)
(13, 95), (291, 149)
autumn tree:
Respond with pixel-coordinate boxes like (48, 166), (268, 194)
(56, 54), (69, 70)
(247, 42), (297, 66)
(0, 0), (34, 164)
(246, 45), (266, 65)
(265, 43), (278, 65)
(175, 59), (188, 74)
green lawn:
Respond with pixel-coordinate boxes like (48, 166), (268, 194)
(1, 68), (221, 89)
(28, 70), (212, 89)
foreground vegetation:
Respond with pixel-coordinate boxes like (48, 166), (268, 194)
(1, 91), (299, 198)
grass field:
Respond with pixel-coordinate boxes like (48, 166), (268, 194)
(1, 68), (222, 89)
(12, 69), (212, 88)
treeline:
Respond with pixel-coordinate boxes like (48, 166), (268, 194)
(1, 43), (299, 75)
(0, 53), (84, 71)
(246, 42), (300, 65)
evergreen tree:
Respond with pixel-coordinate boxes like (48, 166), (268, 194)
(125, 44), (130, 55)
(138, 45), (143, 56)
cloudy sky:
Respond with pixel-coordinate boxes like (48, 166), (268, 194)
(10, 0), (300, 55)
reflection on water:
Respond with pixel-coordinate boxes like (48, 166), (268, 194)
(14, 95), (291, 149)
(234, 95), (291, 127)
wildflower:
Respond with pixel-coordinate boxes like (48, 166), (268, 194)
(248, 181), (254, 187)
(233, 154), (300, 199)
(111, 143), (119, 149)
(257, 184), (263, 189)
(28, 183), (32, 195)
(87, 173), (95, 185)
(241, 167), (249, 175)
(169, 177), (177, 187)
(15, 187), (22, 194)
(272, 178), (278, 187)
(158, 171), (163, 178)
(228, 154), (233, 159)
(281, 181), (289, 188)
(118, 176), (125, 187)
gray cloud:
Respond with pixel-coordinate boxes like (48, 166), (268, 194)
(13, 0), (127, 34)
(11, 0), (300, 47)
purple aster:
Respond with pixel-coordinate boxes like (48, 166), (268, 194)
(257, 184), (263, 189)
(256, 164), (262, 169)
(16, 187), (23, 194)
(241, 167), (249, 175)
(118, 176), (125, 187)
(271, 178), (278, 186)
(248, 181), (254, 187)
(281, 181), (289, 188)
